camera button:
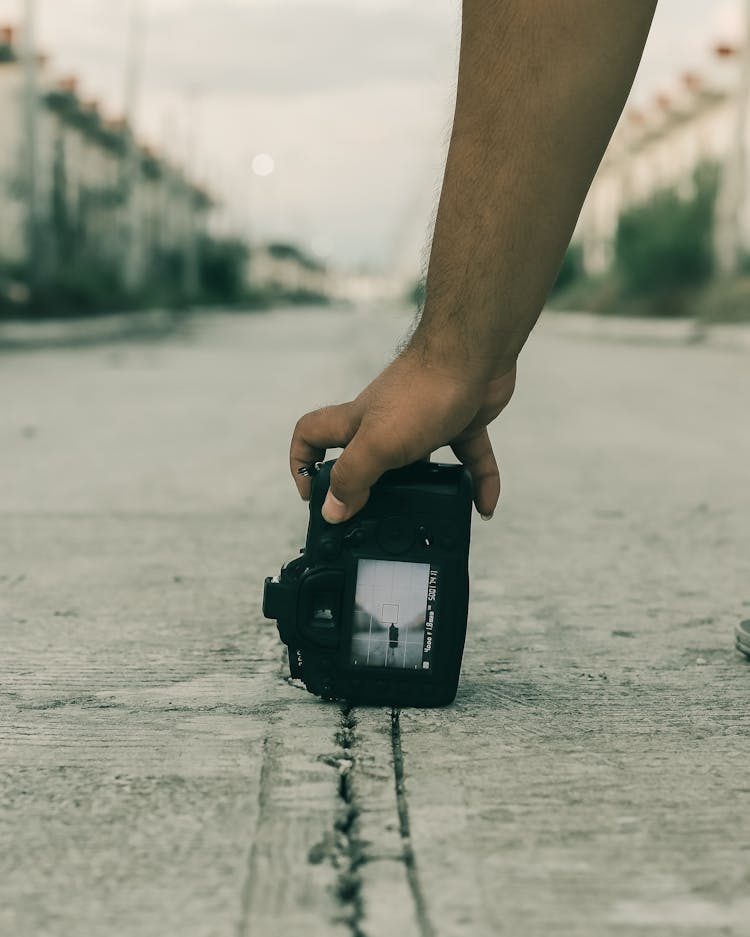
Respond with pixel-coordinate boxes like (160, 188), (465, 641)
(319, 535), (340, 560)
(378, 516), (414, 555)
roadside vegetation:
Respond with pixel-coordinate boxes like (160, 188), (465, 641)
(0, 237), (329, 319)
(547, 162), (750, 323)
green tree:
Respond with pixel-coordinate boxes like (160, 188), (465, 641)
(615, 163), (718, 309)
(550, 243), (583, 294)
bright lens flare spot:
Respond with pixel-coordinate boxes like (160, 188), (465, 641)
(251, 153), (275, 177)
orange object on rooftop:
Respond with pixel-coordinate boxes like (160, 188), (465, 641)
(58, 75), (79, 93)
(105, 117), (128, 132)
(682, 72), (702, 92)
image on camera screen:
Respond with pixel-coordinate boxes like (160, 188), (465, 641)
(350, 559), (437, 671)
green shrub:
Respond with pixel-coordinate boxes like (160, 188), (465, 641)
(550, 243), (583, 294)
(28, 262), (128, 317)
(197, 236), (248, 304)
(614, 163), (718, 308)
(408, 277), (426, 310)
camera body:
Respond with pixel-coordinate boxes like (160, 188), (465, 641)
(262, 459), (473, 706)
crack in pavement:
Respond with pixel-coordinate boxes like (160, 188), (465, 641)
(323, 705), (436, 937)
(331, 706), (366, 937)
(236, 704), (436, 937)
(390, 708), (436, 937)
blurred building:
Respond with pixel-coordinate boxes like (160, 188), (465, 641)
(0, 24), (213, 302)
(581, 45), (741, 274)
(0, 25), (27, 268)
(332, 269), (410, 305)
(250, 242), (331, 300)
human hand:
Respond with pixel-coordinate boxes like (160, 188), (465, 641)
(290, 345), (516, 524)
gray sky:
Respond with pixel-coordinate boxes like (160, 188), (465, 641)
(0, 0), (743, 271)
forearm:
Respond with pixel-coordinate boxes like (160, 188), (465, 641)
(414, 0), (658, 376)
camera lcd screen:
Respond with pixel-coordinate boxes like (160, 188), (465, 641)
(350, 559), (438, 671)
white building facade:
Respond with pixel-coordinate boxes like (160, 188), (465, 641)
(250, 242), (331, 299)
(0, 25), (212, 298)
(580, 47), (741, 275)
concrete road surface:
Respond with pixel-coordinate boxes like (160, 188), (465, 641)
(1, 307), (749, 937)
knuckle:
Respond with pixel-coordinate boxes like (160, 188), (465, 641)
(479, 464), (500, 483)
(334, 403), (359, 439)
(474, 449), (499, 477)
(292, 412), (312, 440)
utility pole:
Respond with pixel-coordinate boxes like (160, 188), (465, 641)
(714, 2), (750, 275)
(21, 0), (41, 292)
(122, 0), (148, 294)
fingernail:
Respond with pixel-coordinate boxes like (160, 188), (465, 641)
(322, 492), (347, 524)
(481, 512), (494, 521)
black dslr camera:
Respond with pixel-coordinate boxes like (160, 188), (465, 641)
(262, 459), (473, 706)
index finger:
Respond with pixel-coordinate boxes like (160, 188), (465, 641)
(289, 403), (359, 500)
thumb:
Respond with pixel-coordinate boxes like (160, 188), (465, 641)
(323, 431), (404, 524)
(450, 428), (501, 519)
